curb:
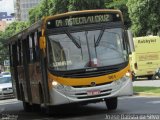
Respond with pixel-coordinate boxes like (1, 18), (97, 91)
(134, 92), (160, 96)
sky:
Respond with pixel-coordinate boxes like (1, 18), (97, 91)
(0, 0), (14, 16)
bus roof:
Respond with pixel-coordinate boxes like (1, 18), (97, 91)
(44, 9), (123, 23)
(7, 9), (123, 44)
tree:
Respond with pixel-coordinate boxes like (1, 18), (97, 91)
(68, 0), (106, 11)
(29, 0), (107, 24)
(0, 31), (10, 65)
(53, 0), (69, 13)
(105, 0), (131, 28)
(127, 0), (160, 36)
(29, 0), (47, 24)
(0, 22), (29, 65)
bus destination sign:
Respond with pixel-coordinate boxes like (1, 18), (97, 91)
(46, 13), (121, 29)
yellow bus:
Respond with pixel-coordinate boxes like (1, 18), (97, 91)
(130, 36), (160, 80)
(8, 9), (133, 112)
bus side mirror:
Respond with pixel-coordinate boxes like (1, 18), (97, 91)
(39, 37), (46, 49)
(126, 30), (135, 53)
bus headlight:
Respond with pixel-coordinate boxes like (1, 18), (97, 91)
(112, 79), (122, 86)
(51, 80), (72, 91)
(52, 81), (58, 86)
(125, 71), (131, 77)
(112, 76), (128, 87)
(52, 81), (64, 90)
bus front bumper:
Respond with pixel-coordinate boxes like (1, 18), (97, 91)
(49, 77), (133, 106)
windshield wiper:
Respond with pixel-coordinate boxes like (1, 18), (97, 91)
(95, 28), (105, 47)
(65, 31), (81, 48)
(85, 31), (91, 65)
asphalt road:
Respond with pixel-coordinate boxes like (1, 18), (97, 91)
(1, 96), (160, 120)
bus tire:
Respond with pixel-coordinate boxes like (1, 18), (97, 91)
(105, 97), (118, 110)
(21, 87), (32, 112)
(39, 84), (44, 103)
(32, 104), (41, 112)
(41, 106), (53, 115)
(23, 102), (32, 112)
(147, 75), (153, 80)
(20, 84), (24, 101)
(131, 72), (136, 81)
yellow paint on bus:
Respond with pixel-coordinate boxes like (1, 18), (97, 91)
(130, 36), (160, 79)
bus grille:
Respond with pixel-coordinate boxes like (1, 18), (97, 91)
(63, 68), (120, 78)
(77, 93), (111, 99)
(68, 88), (112, 99)
(72, 81), (113, 88)
(49, 62), (128, 78)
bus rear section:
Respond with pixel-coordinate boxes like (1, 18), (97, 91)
(130, 36), (160, 80)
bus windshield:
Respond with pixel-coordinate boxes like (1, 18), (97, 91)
(48, 28), (127, 71)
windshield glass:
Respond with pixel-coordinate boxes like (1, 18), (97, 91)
(0, 77), (11, 84)
(48, 28), (127, 71)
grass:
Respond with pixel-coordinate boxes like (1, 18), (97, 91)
(133, 86), (160, 95)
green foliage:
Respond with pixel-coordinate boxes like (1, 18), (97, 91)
(29, 0), (107, 24)
(4, 22), (28, 37)
(0, 31), (9, 65)
(134, 87), (160, 95)
(27, 0), (160, 36)
(53, 0), (69, 13)
(127, 0), (160, 36)
(0, 22), (29, 65)
(29, 0), (47, 24)
(68, 0), (106, 11)
(105, 0), (131, 28)
(28, 0), (130, 27)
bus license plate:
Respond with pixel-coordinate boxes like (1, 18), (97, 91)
(87, 90), (100, 96)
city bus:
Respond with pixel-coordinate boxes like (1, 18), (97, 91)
(8, 9), (133, 112)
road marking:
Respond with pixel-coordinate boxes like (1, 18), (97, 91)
(119, 96), (152, 99)
(147, 101), (160, 104)
(0, 99), (20, 105)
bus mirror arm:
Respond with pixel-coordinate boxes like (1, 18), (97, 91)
(40, 37), (46, 49)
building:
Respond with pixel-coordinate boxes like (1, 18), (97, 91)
(0, 0), (14, 15)
(0, 12), (14, 23)
(0, 0), (15, 31)
(0, 21), (7, 31)
(15, 0), (41, 21)
(0, 12), (14, 31)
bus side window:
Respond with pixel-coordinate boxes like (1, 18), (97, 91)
(20, 40), (24, 65)
(28, 31), (41, 63)
(17, 40), (22, 66)
(9, 44), (13, 67)
(25, 36), (30, 63)
(29, 35), (34, 63)
(10, 43), (18, 67)
(34, 31), (40, 61)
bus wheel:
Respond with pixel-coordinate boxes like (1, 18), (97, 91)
(23, 102), (32, 112)
(32, 104), (41, 112)
(131, 72), (136, 81)
(39, 84), (44, 103)
(41, 106), (53, 115)
(105, 97), (118, 110)
(147, 75), (153, 80)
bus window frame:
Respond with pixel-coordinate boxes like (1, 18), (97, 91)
(46, 21), (128, 72)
